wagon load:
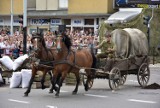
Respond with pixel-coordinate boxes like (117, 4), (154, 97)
(13, 54), (29, 71)
(21, 69), (32, 88)
(9, 69), (32, 88)
(0, 73), (3, 83)
(0, 56), (14, 70)
(0, 55), (30, 86)
(0, 54), (29, 71)
(111, 28), (148, 59)
(10, 72), (22, 88)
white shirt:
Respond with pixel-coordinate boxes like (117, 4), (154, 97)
(0, 42), (5, 49)
(4, 44), (11, 55)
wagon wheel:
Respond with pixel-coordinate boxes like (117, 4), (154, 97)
(109, 67), (121, 90)
(119, 74), (127, 85)
(137, 63), (150, 87)
(82, 75), (94, 89)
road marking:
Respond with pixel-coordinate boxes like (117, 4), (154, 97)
(128, 99), (156, 104)
(60, 90), (68, 93)
(84, 94), (108, 98)
(46, 89), (68, 93)
(128, 80), (138, 83)
(46, 105), (57, 108)
(152, 74), (160, 76)
(8, 99), (29, 104)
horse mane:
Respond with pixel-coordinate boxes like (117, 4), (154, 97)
(63, 34), (72, 50)
(41, 36), (46, 48)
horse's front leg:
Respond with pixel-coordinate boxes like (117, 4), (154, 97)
(49, 70), (58, 93)
(40, 70), (47, 89)
(48, 71), (53, 82)
(24, 66), (36, 97)
(72, 71), (80, 95)
(48, 70), (54, 93)
(49, 75), (60, 93)
(84, 74), (92, 91)
(55, 73), (66, 97)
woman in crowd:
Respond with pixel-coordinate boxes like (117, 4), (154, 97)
(4, 38), (11, 56)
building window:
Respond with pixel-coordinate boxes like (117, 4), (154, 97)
(59, 0), (68, 8)
(14, 19), (19, 23)
(84, 19), (94, 25)
(96, 18), (99, 25)
(51, 19), (61, 25)
(0, 19), (3, 23)
(30, 29), (37, 34)
(63, 19), (71, 25)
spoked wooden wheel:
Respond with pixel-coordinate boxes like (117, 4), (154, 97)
(137, 63), (150, 87)
(119, 75), (127, 85)
(82, 75), (94, 89)
(109, 67), (121, 90)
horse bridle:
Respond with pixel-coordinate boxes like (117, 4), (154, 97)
(31, 36), (43, 52)
(56, 36), (62, 52)
(55, 36), (76, 65)
(30, 36), (48, 67)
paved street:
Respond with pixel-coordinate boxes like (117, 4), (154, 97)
(1, 0), (160, 108)
(0, 65), (160, 108)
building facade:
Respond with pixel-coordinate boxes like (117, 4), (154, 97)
(0, 0), (114, 34)
(67, 0), (114, 34)
(0, 0), (23, 32)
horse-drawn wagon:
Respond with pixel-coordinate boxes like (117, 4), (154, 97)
(82, 28), (150, 90)
(81, 55), (150, 90)
(24, 28), (150, 97)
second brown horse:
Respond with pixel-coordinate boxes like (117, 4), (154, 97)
(51, 33), (96, 97)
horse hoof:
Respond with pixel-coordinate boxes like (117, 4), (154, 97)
(72, 91), (77, 95)
(85, 86), (88, 91)
(42, 86), (46, 90)
(55, 93), (59, 97)
(24, 93), (28, 97)
(85, 88), (88, 91)
(49, 91), (53, 94)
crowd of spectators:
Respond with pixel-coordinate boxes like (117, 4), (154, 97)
(44, 28), (99, 54)
(0, 27), (99, 59)
(0, 28), (26, 58)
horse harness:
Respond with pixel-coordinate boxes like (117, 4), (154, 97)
(30, 35), (94, 70)
(30, 48), (79, 70)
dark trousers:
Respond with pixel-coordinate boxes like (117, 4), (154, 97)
(0, 49), (3, 58)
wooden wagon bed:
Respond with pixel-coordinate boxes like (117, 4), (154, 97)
(82, 56), (150, 90)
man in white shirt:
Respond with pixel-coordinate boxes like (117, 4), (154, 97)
(0, 37), (5, 58)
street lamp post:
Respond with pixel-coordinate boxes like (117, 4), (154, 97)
(10, 0), (13, 36)
(23, 0), (27, 54)
(143, 8), (154, 64)
(143, 8), (154, 52)
(143, 16), (151, 49)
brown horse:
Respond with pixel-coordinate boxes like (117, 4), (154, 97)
(50, 33), (96, 97)
(24, 33), (58, 97)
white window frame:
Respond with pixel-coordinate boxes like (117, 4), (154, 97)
(59, 0), (68, 9)
(0, 19), (3, 25)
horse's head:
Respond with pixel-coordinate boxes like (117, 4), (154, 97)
(55, 34), (72, 52)
(31, 33), (45, 52)
(55, 36), (63, 52)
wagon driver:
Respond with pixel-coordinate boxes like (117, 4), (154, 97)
(94, 32), (116, 63)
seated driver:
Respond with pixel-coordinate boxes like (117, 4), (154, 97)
(94, 32), (116, 63)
